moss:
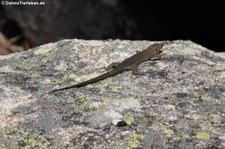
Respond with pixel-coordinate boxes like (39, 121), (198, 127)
(195, 131), (210, 140)
(163, 129), (174, 137)
(34, 48), (53, 55)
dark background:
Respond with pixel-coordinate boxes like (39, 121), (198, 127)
(1, 0), (224, 53)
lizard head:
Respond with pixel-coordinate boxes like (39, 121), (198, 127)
(152, 42), (164, 53)
(146, 42), (164, 57)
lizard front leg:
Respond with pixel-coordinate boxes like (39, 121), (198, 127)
(126, 64), (141, 75)
(132, 66), (141, 75)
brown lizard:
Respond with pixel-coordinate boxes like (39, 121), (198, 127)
(50, 42), (164, 92)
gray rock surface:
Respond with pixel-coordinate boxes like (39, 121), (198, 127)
(0, 39), (225, 148)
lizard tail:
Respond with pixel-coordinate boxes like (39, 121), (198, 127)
(49, 69), (123, 93)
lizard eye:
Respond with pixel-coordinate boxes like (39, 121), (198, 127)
(156, 48), (162, 53)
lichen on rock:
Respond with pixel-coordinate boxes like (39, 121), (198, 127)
(0, 39), (225, 148)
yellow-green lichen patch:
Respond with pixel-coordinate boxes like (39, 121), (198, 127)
(126, 132), (144, 148)
(172, 137), (181, 141)
(0, 127), (51, 148)
(76, 93), (92, 101)
(100, 77), (112, 86)
(96, 105), (107, 111)
(99, 97), (109, 102)
(163, 129), (174, 137)
(124, 113), (134, 125)
(53, 61), (68, 72)
(209, 114), (223, 127)
(12, 58), (39, 70)
(128, 139), (141, 148)
(200, 94), (211, 102)
(160, 119), (173, 127)
(41, 93), (54, 101)
(80, 102), (93, 110)
(30, 73), (40, 78)
(57, 67), (67, 73)
(34, 48), (53, 55)
(149, 112), (160, 120)
(75, 93), (95, 111)
(194, 131), (210, 140)
(52, 75), (70, 85)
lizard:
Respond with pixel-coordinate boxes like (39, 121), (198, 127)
(49, 42), (164, 93)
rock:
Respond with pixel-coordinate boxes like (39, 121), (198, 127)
(0, 39), (225, 148)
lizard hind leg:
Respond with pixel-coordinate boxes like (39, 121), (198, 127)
(104, 62), (120, 71)
(132, 66), (140, 75)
